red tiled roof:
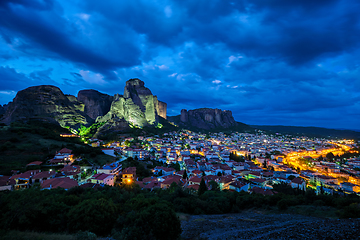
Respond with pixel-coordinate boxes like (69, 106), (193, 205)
(291, 177), (304, 184)
(26, 161), (43, 166)
(144, 181), (161, 189)
(219, 175), (234, 184)
(61, 165), (80, 173)
(41, 177), (78, 189)
(10, 170), (41, 180)
(251, 186), (274, 196)
(251, 178), (266, 184)
(32, 171), (56, 180)
(189, 176), (202, 183)
(229, 181), (246, 188)
(58, 148), (72, 154)
(92, 173), (112, 181)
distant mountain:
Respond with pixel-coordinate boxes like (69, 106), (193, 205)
(168, 108), (253, 133)
(252, 125), (360, 139)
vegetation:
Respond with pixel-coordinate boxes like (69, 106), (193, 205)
(0, 186), (181, 239)
(77, 122), (106, 138)
(1, 182), (360, 239)
(0, 121), (113, 175)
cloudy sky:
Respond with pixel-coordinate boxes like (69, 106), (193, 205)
(0, 0), (359, 129)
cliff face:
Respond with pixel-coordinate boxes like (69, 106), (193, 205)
(97, 79), (166, 128)
(77, 90), (113, 120)
(1, 85), (93, 128)
(0, 104), (8, 116)
(158, 101), (167, 119)
(0, 79), (168, 135)
(178, 108), (237, 130)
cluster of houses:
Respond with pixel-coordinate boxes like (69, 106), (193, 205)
(104, 131), (359, 195)
(1, 131), (359, 196)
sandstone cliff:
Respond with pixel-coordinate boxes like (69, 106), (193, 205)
(1, 85), (93, 128)
(0, 79), (168, 136)
(179, 108), (237, 130)
(77, 90), (113, 120)
(168, 108), (252, 132)
(96, 79), (166, 128)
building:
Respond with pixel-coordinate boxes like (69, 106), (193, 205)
(121, 167), (136, 184)
(90, 173), (114, 186)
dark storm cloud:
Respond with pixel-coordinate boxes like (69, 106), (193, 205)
(0, 0), (359, 128)
(0, 0), (141, 77)
(0, 66), (32, 91)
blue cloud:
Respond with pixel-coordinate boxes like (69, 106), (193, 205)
(0, 0), (359, 129)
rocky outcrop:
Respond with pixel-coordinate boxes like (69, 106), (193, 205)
(1, 85), (93, 128)
(0, 104), (8, 116)
(77, 90), (113, 120)
(177, 108), (237, 130)
(0, 79), (168, 135)
(158, 101), (167, 119)
(96, 79), (166, 128)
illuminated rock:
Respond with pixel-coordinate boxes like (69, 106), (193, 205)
(96, 78), (166, 128)
(1, 85), (92, 128)
(158, 101), (167, 119)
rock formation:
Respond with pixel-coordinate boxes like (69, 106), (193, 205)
(77, 90), (113, 120)
(1, 85), (93, 128)
(174, 108), (238, 130)
(158, 101), (167, 119)
(0, 104), (8, 116)
(0, 79), (169, 136)
(96, 79), (166, 128)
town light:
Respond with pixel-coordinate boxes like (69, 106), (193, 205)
(127, 178), (132, 183)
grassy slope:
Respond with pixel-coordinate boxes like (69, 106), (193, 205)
(0, 122), (114, 175)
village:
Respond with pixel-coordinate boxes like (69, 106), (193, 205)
(1, 130), (359, 196)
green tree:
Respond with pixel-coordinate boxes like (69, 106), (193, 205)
(67, 198), (117, 236)
(115, 198), (181, 240)
(198, 178), (208, 196)
(209, 180), (219, 191)
(326, 152), (335, 161)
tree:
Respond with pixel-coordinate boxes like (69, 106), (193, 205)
(326, 152), (335, 161)
(170, 162), (180, 172)
(198, 178), (207, 196)
(182, 170), (188, 180)
(115, 198), (182, 240)
(262, 160), (267, 169)
(209, 180), (219, 191)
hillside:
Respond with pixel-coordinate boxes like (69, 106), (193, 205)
(0, 121), (114, 175)
(252, 125), (360, 140)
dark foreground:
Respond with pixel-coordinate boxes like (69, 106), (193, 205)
(181, 211), (360, 240)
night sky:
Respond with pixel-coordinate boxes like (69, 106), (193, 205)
(0, 0), (359, 129)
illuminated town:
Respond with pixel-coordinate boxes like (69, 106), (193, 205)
(5, 130), (359, 196)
